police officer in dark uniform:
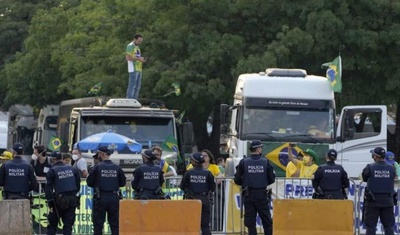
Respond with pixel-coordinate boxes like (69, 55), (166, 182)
(0, 143), (37, 200)
(180, 152), (216, 235)
(312, 149), (349, 199)
(131, 149), (164, 199)
(45, 151), (80, 235)
(362, 147), (396, 235)
(87, 146), (126, 235)
(234, 140), (275, 235)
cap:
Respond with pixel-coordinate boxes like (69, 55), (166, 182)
(326, 149), (337, 158)
(97, 146), (111, 155)
(50, 151), (62, 160)
(12, 143), (24, 154)
(385, 151), (395, 165)
(92, 153), (99, 160)
(303, 149), (318, 163)
(0, 151), (13, 160)
(370, 147), (386, 158)
(249, 140), (263, 149)
(191, 152), (205, 164)
(142, 149), (157, 160)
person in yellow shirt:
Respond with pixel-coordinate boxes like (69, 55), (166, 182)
(187, 149), (222, 178)
(288, 145), (318, 178)
(152, 146), (174, 177)
(0, 151), (13, 166)
(286, 151), (303, 178)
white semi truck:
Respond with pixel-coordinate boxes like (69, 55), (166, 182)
(57, 97), (194, 174)
(221, 68), (391, 178)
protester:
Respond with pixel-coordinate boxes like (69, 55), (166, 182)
(286, 149), (303, 178)
(71, 148), (88, 178)
(0, 151), (13, 165)
(126, 33), (146, 99)
(385, 151), (400, 180)
(216, 157), (225, 176)
(288, 145), (318, 178)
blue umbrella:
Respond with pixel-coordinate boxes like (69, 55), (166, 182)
(76, 130), (142, 153)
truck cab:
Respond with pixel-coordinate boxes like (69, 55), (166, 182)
(58, 97), (193, 174)
(221, 68), (336, 176)
(221, 68), (389, 178)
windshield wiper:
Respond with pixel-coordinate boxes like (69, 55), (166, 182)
(241, 133), (280, 142)
(285, 134), (322, 144)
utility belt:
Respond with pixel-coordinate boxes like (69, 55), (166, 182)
(3, 191), (30, 200)
(365, 190), (394, 201)
(94, 188), (122, 200)
(242, 186), (271, 199)
(183, 190), (212, 204)
(54, 192), (78, 210)
(134, 187), (169, 200)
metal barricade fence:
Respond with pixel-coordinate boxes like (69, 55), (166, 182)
(23, 177), (400, 235)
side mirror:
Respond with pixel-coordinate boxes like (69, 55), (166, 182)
(220, 104), (229, 126)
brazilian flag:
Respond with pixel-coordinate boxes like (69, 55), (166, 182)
(321, 55), (342, 93)
(87, 82), (102, 97)
(48, 136), (62, 151)
(172, 83), (181, 96)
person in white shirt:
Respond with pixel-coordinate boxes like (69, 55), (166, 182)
(71, 148), (88, 178)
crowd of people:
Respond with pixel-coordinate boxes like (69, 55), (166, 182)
(0, 139), (398, 235)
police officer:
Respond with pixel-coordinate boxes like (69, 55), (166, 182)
(362, 147), (396, 235)
(0, 143), (37, 200)
(180, 152), (216, 235)
(234, 140), (275, 235)
(131, 149), (164, 199)
(45, 151), (80, 235)
(87, 146), (126, 235)
(312, 149), (350, 199)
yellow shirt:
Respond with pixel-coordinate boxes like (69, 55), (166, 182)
(161, 161), (170, 173)
(295, 160), (318, 178)
(186, 163), (221, 177)
(285, 162), (298, 178)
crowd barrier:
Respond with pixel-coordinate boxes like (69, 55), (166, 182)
(2, 177), (400, 235)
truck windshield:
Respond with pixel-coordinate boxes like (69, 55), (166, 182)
(80, 116), (174, 146)
(241, 107), (335, 143)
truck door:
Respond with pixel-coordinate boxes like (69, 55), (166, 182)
(334, 105), (387, 178)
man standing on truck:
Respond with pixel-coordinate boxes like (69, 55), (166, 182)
(362, 147), (396, 235)
(234, 140), (275, 235)
(126, 33), (146, 99)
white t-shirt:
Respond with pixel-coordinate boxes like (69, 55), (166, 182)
(74, 158), (88, 178)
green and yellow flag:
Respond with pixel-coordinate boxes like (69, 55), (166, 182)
(162, 135), (183, 163)
(87, 82), (102, 97)
(48, 136), (62, 151)
(322, 55), (342, 93)
(172, 83), (181, 96)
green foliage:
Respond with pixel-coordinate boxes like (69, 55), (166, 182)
(2, 0), (400, 150)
